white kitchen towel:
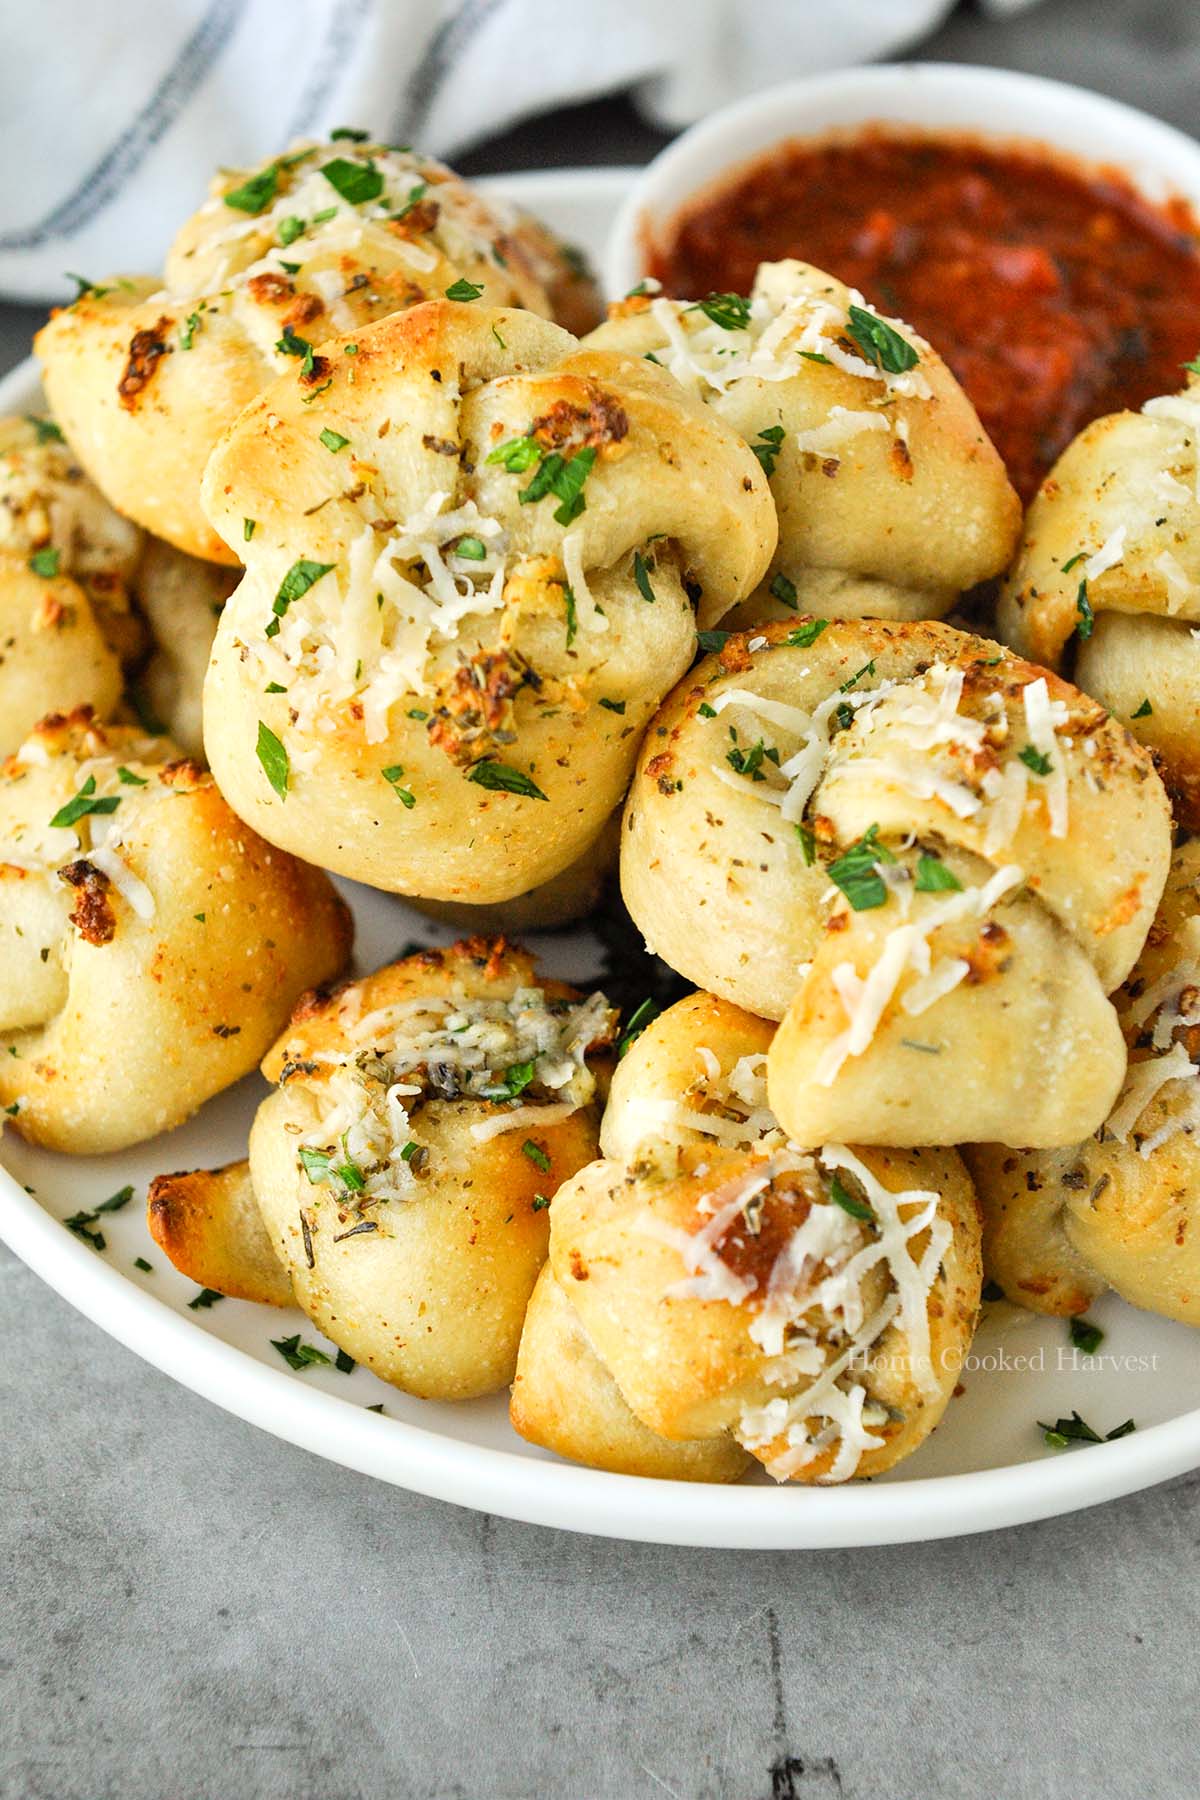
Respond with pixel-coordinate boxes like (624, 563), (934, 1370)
(0, 0), (1040, 301)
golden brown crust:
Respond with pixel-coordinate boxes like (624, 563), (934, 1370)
(997, 377), (1200, 824)
(586, 258), (1020, 625)
(249, 938), (611, 1399)
(0, 711), (353, 1152)
(35, 140), (605, 562)
(968, 838), (1200, 1326)
(530, 993), (982, 1484)
(200, 301), (774, 902)
(148, 1160), (295, 1306)
(622, 615), (1170, 1149)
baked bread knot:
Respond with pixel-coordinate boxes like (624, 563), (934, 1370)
(512, 992), (980, 1483)
(200, 300), (775, 901)
(998, 373), (1200, 825)
(967, 838), (1200, 1326)
(0, 708), (352, 1152)
(621, 617), (1171, 1148)
(247, 938), (615, 1398)
(586, 259), (1020, 626)
(0, 414), (236, 756)
(0, 414), (138, 745)
(35, 138), (601, 563)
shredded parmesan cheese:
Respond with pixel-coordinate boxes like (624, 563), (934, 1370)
(816, 863), (1024, 1084)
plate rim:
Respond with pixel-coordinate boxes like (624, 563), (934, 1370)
(4, 165), (1200, 1548)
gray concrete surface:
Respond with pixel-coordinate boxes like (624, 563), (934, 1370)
(5, 4), (1200, 1796)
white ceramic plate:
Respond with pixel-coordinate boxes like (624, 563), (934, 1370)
(4, 164), (1200, 1550)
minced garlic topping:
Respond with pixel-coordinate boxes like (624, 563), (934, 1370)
(293, 986), (613, 1204)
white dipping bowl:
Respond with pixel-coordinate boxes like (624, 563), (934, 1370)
(604, 61), (1200, 299)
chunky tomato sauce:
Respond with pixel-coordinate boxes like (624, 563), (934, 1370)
(649, 132), (1200, 500)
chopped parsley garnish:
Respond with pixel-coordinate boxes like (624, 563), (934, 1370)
(466, 760), (547, 800)
(298, 1143), (368, 1190)
(49, 775), (120, 831)
(633, 550), (657, 604)
(1061, 551), (1086, 573)
(29, 547), (60, 578)
(267, 557), (334, 635)
(486, 435), (541, 473)
(798, 350), (831, 365)
(828, 1171), (875, 1223)
(846, 304), (919, 374)
(271, 1333), (333, 1371)
(320, 157), (383, 205)
(914, 852), (962, 893)
(1038, 1410), (1134, 1448)
(1132, 697), (1153, 719)
(134, 1257), (153, 1273)
(117, 766), (147, 786)
(382, 764), (416, 808)
(64, 1209), (106, 1251)
(276, 324), (316, 376)
(696, 629), (730, 655)
(503, 1061), (535, 1097)
(726, 733), (778, 781)
(599, 697), (626, 714)
(522, 1139), (551, 1172)
(335, 1348), (356, 1374)
(1075, 579), (1094, 640)
(786, 617), (829, 648)
(243, 518), (256, 541)
(65, 272), (109, 300)
(95, 1185), (134, 1213)
(256, 721), (290, 800)
(839, 658), (876, 693)
(1018, 745), (1053, 777)
(24, 414), (64, 444)
(1068, 1316), (1104, 1354)
(770, 572), (798, 610)
(532, 1193), (551, 1211)
(278, 215), (306, 246)
(445, 278), (484, 301)
(319, 428), (350, 453)
(453, 535), (487, 560)
(692, 292), (751, 331)
(224, 166), (279, 214)
(796, 823), (816, 865)
(188, 1288), (225, 1310)
(618, 996), (660, 1058)
(751, 424), (786, 477)
(564, 584), (577, 647)
(520, 445), (597, 526)
(828, 825), (894, 912)
(330, 126), (370, 142)
(1185, 354), (1200, 376)
(180, 311), (202, 350)
(698, 702), (717, 719)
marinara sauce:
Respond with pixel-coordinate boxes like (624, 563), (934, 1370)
(649, 132), (1200, 500)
